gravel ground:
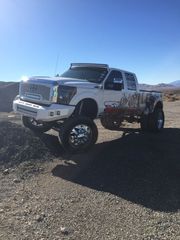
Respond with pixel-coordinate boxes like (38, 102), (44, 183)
(0, 101), (180, 240)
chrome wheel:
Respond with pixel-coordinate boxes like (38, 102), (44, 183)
(59, 116), (98, 153)
(157, 111), (164, 129)
(68, 124), (92, 148)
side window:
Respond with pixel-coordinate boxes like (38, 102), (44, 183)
(105, 70), (123, 90)
(125, 73), (137, 91)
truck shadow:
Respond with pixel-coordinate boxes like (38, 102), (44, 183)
(51, 128), (180, 213)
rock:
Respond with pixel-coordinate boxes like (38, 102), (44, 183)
(13, 178), (21, 183)
(0, 208), (4, 213)
(13, 196), (17, 201)
(35, 215), (42, 222)
(3, 169), (9, 175)
(35, 213), (45, 222)
(60, 226), (69, 235)
(35, 215), (43, 222)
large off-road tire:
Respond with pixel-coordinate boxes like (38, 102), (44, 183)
(22, 116), (53, 133)
(59, 116), (98, 153)
(148, 108), (165, 132)
(140, 108), (164, 132)
(100, 115), (121, 130)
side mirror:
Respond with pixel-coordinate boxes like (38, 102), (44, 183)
(113, 78), (123, 84)
(113, 78), (123, 90)
(94, 84), (103, 89)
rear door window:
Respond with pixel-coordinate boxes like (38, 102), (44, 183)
(125, 73), (137, 90)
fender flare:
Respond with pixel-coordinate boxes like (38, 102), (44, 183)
(143, 97), (163, 115)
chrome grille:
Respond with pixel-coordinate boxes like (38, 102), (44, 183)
(20, 82), (51, 103)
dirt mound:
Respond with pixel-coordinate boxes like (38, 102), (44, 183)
(0, 82), (19, 112)
(0, 121), (52, 168)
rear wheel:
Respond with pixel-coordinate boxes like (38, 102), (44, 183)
(59, 116), (98, 153)
(22, 116), (53, 133)
(100, 115), (121, 130)
(140, 108), (164, 132)
(148, 108), (164, 132)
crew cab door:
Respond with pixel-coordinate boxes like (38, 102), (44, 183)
(103, 70), (124, 109)
(123, 72), (140, 110)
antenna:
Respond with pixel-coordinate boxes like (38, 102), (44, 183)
(54, 53), (59, 76)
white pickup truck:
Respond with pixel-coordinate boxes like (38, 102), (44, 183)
(13, 63), (164, 153)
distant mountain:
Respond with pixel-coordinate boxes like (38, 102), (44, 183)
(139, 83), (174, 91)
(0, 82), (19, 112)
(139, 81), (180, 91)
(157, 83), (174, 88)
(170, 80), (180, 86)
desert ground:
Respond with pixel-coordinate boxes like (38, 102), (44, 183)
(0, 88), (180, 239)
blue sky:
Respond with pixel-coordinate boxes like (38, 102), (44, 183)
(0, 0), (180, 84)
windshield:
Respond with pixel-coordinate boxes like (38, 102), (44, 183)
(60, 67), (108, 83)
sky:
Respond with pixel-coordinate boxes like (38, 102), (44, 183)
(0, 0), (180, 84)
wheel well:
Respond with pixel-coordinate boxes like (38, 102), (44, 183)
(154, 101), (163, 110)
(73, 98), (98, 119)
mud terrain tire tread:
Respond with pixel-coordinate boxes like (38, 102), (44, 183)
(148, 108), (165, 132)
(100, 116), (120, 130)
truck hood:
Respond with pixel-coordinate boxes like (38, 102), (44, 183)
(27, 77), (100, 89)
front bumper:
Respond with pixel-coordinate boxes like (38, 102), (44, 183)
(13, 99), (75, 121)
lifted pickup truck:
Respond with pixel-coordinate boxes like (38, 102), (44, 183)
(13, 63), (164, 153)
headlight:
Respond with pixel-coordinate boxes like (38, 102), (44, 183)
(57, 85), (77, 105)
(51, 85), (58, 102)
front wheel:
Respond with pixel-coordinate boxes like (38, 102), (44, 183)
(59, 116), (98, 153)
(22, 116), (53, 133)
